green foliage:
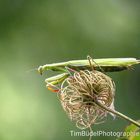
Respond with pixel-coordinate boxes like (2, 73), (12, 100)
(117, 121), (140, 140)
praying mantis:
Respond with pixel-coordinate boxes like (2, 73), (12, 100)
(38, 57), (140, 93)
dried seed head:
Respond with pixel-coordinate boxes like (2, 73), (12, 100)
(59, 70), (115, 129)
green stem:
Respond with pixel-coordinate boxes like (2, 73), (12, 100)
(95, 100), (140, 128)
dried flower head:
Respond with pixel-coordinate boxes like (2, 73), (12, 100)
(59, 70), (115, 129)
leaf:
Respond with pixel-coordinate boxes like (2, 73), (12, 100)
(117, 120), (140, 140)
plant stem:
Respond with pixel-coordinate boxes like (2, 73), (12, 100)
(95, 100), (140, 128)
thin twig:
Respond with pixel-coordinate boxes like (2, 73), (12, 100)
(95, 100), (140, 128)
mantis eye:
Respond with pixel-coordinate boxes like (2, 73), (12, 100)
(38, 66), (43, 75)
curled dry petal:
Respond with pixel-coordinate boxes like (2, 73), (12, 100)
(59, 70), (116, 129)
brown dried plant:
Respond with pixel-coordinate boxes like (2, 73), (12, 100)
(59, 69), (116, 129)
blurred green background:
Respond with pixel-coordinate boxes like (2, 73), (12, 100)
(0, 0), (140, 140)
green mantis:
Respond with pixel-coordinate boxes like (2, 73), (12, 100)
(38, 57), (140, 93)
